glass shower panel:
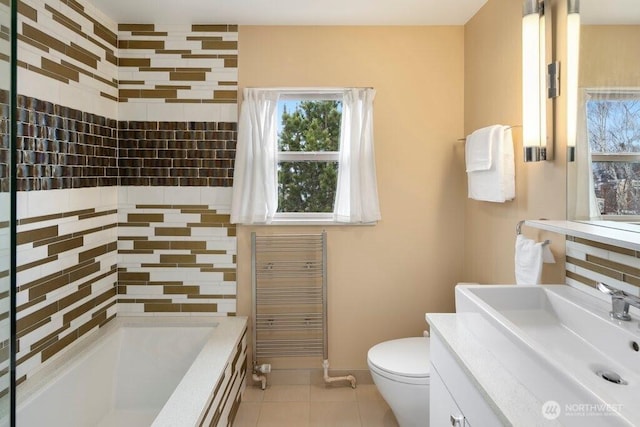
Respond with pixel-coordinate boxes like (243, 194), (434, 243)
(0, 0), (12, 424)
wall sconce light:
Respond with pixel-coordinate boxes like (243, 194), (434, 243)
(566, 0), (580, 162)
(522, 0), (558, 162)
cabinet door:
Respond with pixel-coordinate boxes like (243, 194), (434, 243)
(431, 332), (503, 426)
(430, 365), (468, 426)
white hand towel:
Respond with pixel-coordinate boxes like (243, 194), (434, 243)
(466, 125), (515, 203)
(515, 235), (544, 285)
(542, 244), (556, 264)
(465, 126), (495, 172)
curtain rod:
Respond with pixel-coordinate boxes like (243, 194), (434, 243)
(245, 86), (374, 91)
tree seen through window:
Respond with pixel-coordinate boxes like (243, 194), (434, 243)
(277, 100), (342, 213)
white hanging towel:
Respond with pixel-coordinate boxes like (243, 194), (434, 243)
(465, 125), (515, 202)
(515, 235), (555, 285)
(465, 126), (494, 172)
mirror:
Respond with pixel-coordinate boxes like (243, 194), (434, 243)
(567, 0), (640, 229)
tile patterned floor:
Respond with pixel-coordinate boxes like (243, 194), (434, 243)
(234, 384), (400, 427)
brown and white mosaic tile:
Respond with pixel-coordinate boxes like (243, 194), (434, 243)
(117, 187), (237, 316)
(0, 89), (8, 192)
(565, 236), (640, 303)
(17, 0), (119, 118)
(15, 95), (119, 191)
(118, 24), (238, 104)
(199, 328), (246, 426)
(118, 120), (236, 187)
(15, 187), (119, 384)
(11, 0), (240, 397)
(15, 94), (237, 191)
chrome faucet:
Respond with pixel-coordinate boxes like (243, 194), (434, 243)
(597, 282), (640, 321)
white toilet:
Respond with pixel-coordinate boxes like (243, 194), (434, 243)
(367, 337), (431, 427)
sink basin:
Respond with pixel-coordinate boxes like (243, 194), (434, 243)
(455, 284), (640, 426)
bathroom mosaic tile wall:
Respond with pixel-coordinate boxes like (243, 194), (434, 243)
(15, 187), (118, 385)
(0, 0), (11, 400)
(117, 187), (236, 316)
(118, 24), (237, 104)
(118, 120), (236, 187)
(17, 0), (118, 118)
(15, 95), (118, 191)
(565, 236), (640, 298)
(12, 0), (240, 392)
(15, 96), (238, 190)
(117, 23), (238, 123)
(198, 327), (246, 426)
(0, 3), (8, 68)
(0, 190), (8, 398)
(0, 89), (8, 192)
(16, 1), (240, 189)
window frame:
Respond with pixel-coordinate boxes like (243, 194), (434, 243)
(272, 92), (343, 224)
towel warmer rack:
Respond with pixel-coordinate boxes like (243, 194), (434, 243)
(252, 232), (326, 360)
(251, 231), (355, 389)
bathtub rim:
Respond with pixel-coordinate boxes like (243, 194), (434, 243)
(152, 315), (247, 426)
(13, 315), (247, 426)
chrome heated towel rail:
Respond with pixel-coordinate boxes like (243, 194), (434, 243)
(252, 232), (327, 363)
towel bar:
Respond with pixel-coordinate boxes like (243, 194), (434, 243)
(458, 125), (522, 142)
(517, 220), (551, 246)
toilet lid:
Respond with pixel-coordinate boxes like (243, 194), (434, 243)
(367, 337), (430, 378)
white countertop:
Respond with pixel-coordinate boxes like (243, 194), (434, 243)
(426, 313), (562, 427)
(525, 220), (640, 251)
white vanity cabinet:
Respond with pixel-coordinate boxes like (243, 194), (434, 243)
(429, 331), (503, 427)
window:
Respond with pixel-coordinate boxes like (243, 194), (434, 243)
(276, 95), (342, 218)
(586, 90), (640, 217)
(231, 87), (380, 225)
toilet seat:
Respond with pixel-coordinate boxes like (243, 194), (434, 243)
(367, 337), (430, 385)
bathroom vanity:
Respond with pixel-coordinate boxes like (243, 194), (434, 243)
(427, 283), (640, 426)
(428, 322), (509, 426)
(427, 313), (554, 426)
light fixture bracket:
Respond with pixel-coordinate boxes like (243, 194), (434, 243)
(524, 146), (546, 162)
(548, 61), (560, 99)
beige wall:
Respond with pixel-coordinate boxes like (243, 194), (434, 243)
(580, 25), (640, 87)
(238, 26), (466, 369)
(462, 0), (567, 284)
(238, 0), (573, 369)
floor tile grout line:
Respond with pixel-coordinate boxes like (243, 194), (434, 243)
(239, 384), (393, 427)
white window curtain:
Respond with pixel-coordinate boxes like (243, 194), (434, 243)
(334, 88), (381, 223)
(230, 88), (280, 224)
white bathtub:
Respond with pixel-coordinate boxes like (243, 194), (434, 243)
(15, 316), (247, 427)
